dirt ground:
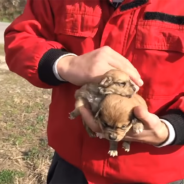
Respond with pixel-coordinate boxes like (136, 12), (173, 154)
(0, 45), (53, 184)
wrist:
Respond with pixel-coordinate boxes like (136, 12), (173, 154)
(155, 120), (169, 146)
(155, 119), (175, 147)
(57, 55), (77, 81)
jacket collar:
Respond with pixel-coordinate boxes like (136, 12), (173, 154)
(108, 0), (151, 11)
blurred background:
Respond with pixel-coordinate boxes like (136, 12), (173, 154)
(0, 0), (26, 22)
(0, 1), (53, 184)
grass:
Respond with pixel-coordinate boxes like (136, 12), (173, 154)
(0, 44), (4, 56)
(0, 45), (53, 183)
(1, 18), (11, 23)
(0, 170), (25, 184)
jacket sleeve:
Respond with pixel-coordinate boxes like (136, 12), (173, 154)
(160, 109), (184, 145)
(4, 0), (70, 88)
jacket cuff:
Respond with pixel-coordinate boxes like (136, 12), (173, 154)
(38, 48), (70, 86)
(53, 53), (77, 81)
(155, 119), (175, 147)
(160, 109), (184, 145)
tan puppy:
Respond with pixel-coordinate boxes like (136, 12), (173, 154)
(95, 93), (147, 157)
(69, 69), (136, 137)
(99, 69), (136, 97)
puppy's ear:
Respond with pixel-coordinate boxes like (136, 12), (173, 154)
(100, 76), (113, 87)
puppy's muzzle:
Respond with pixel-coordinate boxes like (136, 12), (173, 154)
(109, 133), (117, 141)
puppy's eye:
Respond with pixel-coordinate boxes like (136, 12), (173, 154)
(121, 125), (127, 129)
(102, 121), (108, 127)
(102, 122), (113, 128)
(120, 82), (126, 87)
(116, 82), (126, 87)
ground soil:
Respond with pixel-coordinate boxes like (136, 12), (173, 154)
(0, 47), (53, 184)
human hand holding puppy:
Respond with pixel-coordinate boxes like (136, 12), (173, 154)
(58, 46), (143, 133)
(124, 106), (169, 146)
(72, 71), (169, 147)
(80, 104), (169, 146)
(57, 46), (143, 86)
(60, 46), (169, 146)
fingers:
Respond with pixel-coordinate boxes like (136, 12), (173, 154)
(129, 73), (144, 87)
(79, 106), (101, 132)
(123, 106), (169, 145)
(109, 60), (143, 87)
(133, 106), (150, 122)
(92, 65), (116, 84)
(124, 130), (152, 144)
(133, 106), (160, 129)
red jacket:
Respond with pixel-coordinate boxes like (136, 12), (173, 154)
(4, 0), (184, 183)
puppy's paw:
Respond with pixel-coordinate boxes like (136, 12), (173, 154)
(69, 109), (80, 120)
(69, 112), (76, 120)
(108, 150), (118, 157)
(96, 132), (105, 139)
(100, 76), (113, 87)
(132, 122), (144, 134)
(122, 141), (130, 152)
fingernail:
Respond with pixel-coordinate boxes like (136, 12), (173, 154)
(138, 79), (144, 86)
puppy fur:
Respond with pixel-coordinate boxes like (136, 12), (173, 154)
(99, 69), (136, 97)
(95, 93), (147, 156)
(69, 69), (136, 135)
(69, 83), (105, 137)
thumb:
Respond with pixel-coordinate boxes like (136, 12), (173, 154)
(133, 106), (158, 128)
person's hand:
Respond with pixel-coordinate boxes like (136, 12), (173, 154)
(57, 46), (143, 86)
(58, 46), (144, 134)
(79, 106), (101, 133)
(124, 106), (169, 146)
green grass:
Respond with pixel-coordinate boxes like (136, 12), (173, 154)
(25, 147), (40, 161)
(1, 18), (11, 23)
(0, 170), (25, 184)
(0, 44), (4, 56)
(0, 68), (53, 183)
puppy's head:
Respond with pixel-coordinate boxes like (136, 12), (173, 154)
(99, 69), (136, 98)
(95, 94), (133, 141)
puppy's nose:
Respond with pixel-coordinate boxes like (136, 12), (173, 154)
(109, 133), (117, 141)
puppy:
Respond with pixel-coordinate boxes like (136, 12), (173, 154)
(95, 93), (147, 157)
(69, 83), (105, 137)
(69, 69), (136, 137)
(99, 69), (136, 97)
